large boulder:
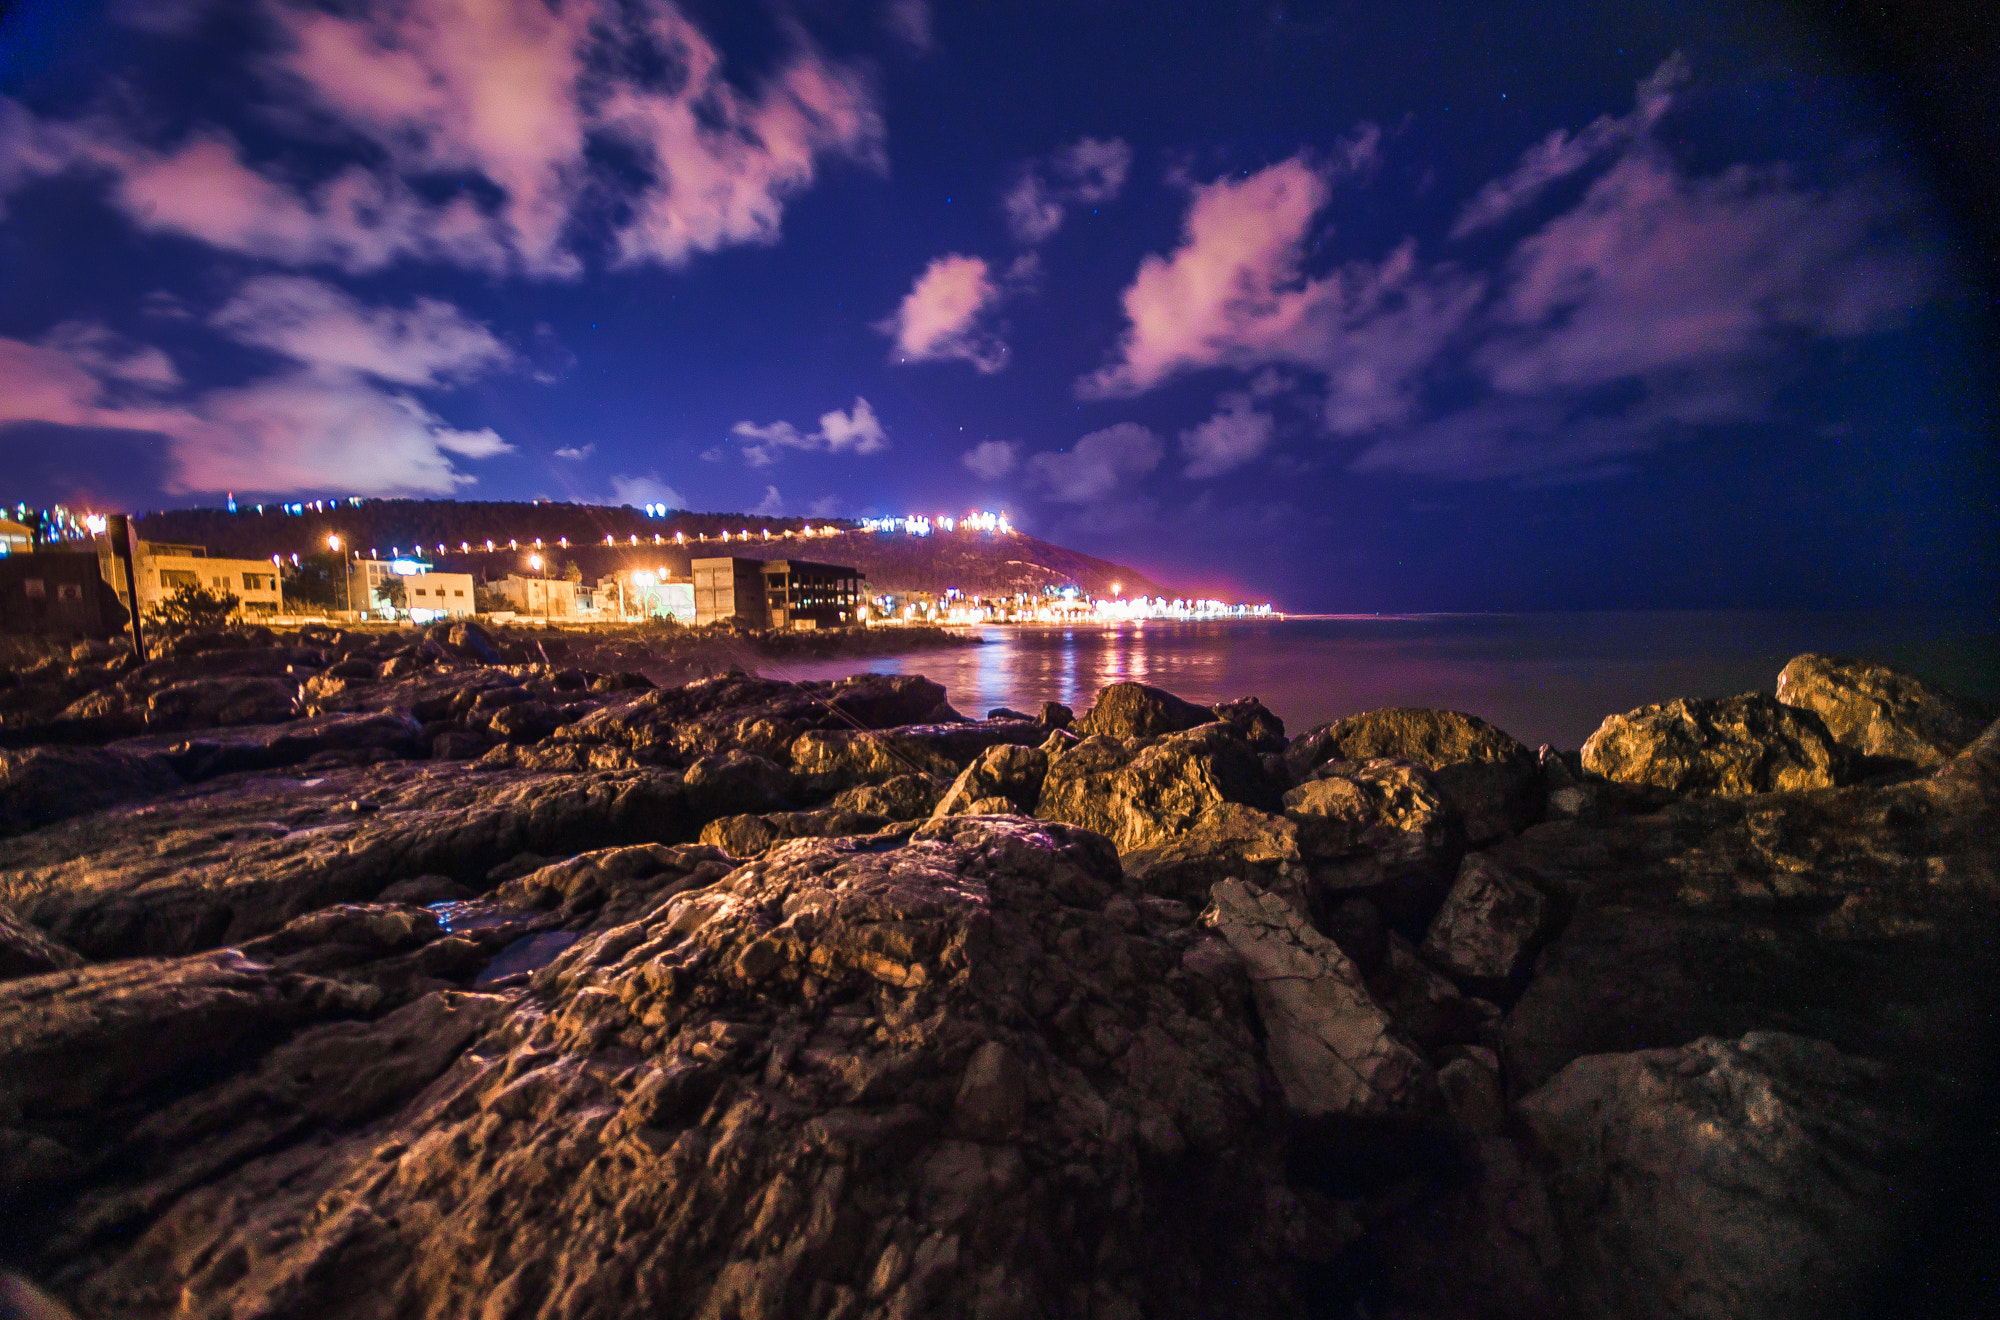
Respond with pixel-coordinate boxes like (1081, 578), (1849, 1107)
(1281, 757), (1463, 895)
(1122, 803), (1310, 907)
(0, 746), (181, 838)
(698, 808), (891, 857)
(108, 709), (427, 781)
(1074, 681), (1217, 740)
(50, 815), (1350, 1320)
(1580, 692), (1843, 796)
(492, 843), (738, 933)
(1204, 877), (1433, 1117)
(682, 750), (798, 819)
(1517, 1031), (1926, 1320)
(1210, 697), (1287, 753)
(932, 743), (1049, 816)
(1288, 708), (1541, 843)
(830, 774), (942, 821)
(1420, 852), (1552, 986)
(791, 720), (1045, 789)
(1775, 653), (1991, 772)
(1036, 723), (1276, 853)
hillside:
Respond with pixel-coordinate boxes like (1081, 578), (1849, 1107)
(136, 500), (1177, 600)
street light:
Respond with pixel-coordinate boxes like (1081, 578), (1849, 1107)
(328, 535), (353, 616)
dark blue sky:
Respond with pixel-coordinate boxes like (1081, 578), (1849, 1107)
(0, 0), (1992, 610)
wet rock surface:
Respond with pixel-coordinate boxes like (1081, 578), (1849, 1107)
(0, 632), (1993, 1319)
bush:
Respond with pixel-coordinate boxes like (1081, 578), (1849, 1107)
(146, 582), (240, 635)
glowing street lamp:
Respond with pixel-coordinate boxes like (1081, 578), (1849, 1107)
(528, 553), (544, 572)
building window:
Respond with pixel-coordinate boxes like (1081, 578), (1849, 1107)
(454, 589), (465, 597)
(24, 579), (45, 598)
(160, 569), (198, 589)
(58, 583), (81, 601)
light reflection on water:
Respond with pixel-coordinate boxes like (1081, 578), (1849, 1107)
(759, 612), (1996, 750)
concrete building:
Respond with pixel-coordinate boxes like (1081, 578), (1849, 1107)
(95, 541), (284, 618)
(346, 558), (474, 620)
(0, 519), (33, 556)
(491, 574), (580, 620)
(0, 553), (128, 639)
(692, 557), (860, 629)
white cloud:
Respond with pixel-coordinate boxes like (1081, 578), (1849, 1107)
(962, 439), (1019, 480)
(211, 276), (512, 386)
(752, 485), (784, 516)
(1078, 154), (1482, 434)
(553, 443), (594, 460)
(1025, 422), (1162, 504)
(1180, 395), (1276, 478)
(608, 473), (684, 507)
(730, 397), (889, 465)
(806, 494), (843, 517)
(1451, 53), (1689, 239)
(878, 254), (1008, 372)
(1002, 136), (1132, 244)
(1, 0), (883, 278)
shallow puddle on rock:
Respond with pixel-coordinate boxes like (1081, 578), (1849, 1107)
(474, 931), (580, 987)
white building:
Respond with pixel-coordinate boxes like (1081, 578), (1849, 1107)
(492, 574), (580, 619)
(96, 540), (284, 617)
(346, 557), (474, 621)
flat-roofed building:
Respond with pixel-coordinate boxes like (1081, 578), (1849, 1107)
(347, 558), (475, 620)
(0, 519), (34, 556)
(95, 541), (284, 618)
(692, 556), (860, 629)
(492, 574), (579, 619)
(1, 553), (128, 638)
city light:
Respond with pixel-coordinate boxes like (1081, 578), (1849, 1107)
(327, 535), (341, 552)
(528, 553), (544, 571)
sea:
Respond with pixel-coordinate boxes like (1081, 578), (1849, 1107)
(760, 611), (1999, 751)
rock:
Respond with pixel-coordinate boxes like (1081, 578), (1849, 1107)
(0, 907), (83, 980)
(1776, 653), (1991, 772)
(829, 774), (941, 821)
(108, 710), (427, 781)
(1421, 852), (1552, 986)
(1204, 877), (1432, 1117)
(1211, 696), (1287, 753)
(1537, 743), (1599, 820)
(932, 743), (1049, 816)
(1074, 681), (1217, 739)
(791, 719), (1044, 789)
(1282, 758), (1463, 899)
(375, 875), (473, 905)
(0, 762), (700, 959)
(1037, 723), (1276, 853)
(49, 815), (1343, 1320)
(1436, 1049), (1507, 1138)
(1517, 1031), (1927, 1320)
(698, 808), (890, 857)
(1288, 708), (1541, 843)
(1122, 803), (1310, 907)
(485, 699), (558, 744)
(683, 750), (798, 818)
(492, 844), (737, 932)
(1365, 932), (1501, 1050)
(430, 729), (490, 760)
(439, 620), (502, 664)
(0, 746), (181, 838)
(1039, 701), (1073, 730)
(1579, 692), (1843, 796)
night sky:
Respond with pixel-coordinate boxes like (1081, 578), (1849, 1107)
(0, 0), (1992, 611)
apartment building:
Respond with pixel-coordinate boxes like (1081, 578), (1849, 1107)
(96, 540), (284, 617)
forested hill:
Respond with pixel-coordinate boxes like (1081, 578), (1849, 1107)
(136, 500), (1177, 600)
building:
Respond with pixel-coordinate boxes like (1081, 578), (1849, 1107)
(346, 558), (475, 620)
(1, 552), (129, 638)
(94, 540), (284, 618)
(491, 574), (579, 620)
(692, 556), (860, 629)
(0, 519), (34, 556)
(607, 570), (696, 623)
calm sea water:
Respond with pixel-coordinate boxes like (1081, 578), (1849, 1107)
(757, 612), (1998, 751)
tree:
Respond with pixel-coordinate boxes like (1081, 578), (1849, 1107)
(147, 581), (239, 635)
(379, 576), (407, 617)
(282, 551), (347, 611)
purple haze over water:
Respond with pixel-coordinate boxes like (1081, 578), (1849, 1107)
(762, 612), (1998, 750)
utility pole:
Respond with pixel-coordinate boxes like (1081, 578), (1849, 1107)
(106, 514), (145, 663)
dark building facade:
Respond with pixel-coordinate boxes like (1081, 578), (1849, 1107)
(0, 553), (129, 639)
(691, 557), (861, 629)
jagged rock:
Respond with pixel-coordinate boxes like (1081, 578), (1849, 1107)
(490, 844), (739, 934)
(431, 729), (490, 760)
(1282, 758), (1462, 896)
(51, 815), (1348, 1320)
(1776, 653), (1991, 772)
(376, 875), (473, 904)
(1421, 852), (1551, 985)
(1517, 1031), (1927, 1320)
(108, 710), (427, 781)
(1037, 723), (1276, 853)
(1365, 932), (1501, 1049)
(0, 908), (83, 980)
(1580, 692), (1843, 796)
(1211, 696), (1287, 753)
(1503, 724), (2000, 1093)
(1537, 743), (1599, 820)
(698, 808), (891, 857)
(438, 620), (502, 664)
(0, 746), (181, 838)
(932, 743), (1049, 816)
(1122, 803), (1309, 907)
(1436, 1047), (1507, 1138)
(1204, 877), (1432, 1117)
(1074, 681), (1216, 739)
(830, 774), (941, 821)
(1288, 708), (1541, 843)
(683, 750), (798, 818)
(0, 763), (700, 960)
(1039, 701), (1073, 730)
(791, 719), (1044, 789)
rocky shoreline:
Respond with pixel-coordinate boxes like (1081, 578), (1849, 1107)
(0, 623), (1994, 1319)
